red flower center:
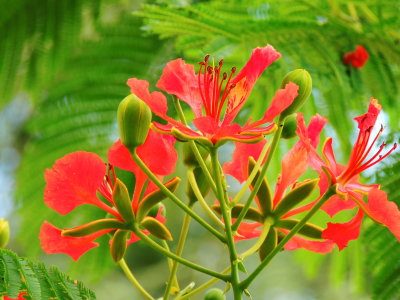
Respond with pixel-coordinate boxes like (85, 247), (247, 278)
(198, 55), (238, 122)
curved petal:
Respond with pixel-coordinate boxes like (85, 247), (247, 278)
(109, 129), (178, 177)
(44, 151), (106, 215)
(127, 78), (169, 118)
(354, 98), (381, 132)
(39, 222), (110, 261)
(244, 82), (298, 130)
(364, 189), (400, 241)
(223, 140), (267, 183)
(156, 58), (203, 117)
(283, 233), (335, 254)
(235, 222), (262, 241)
(321, 194), (358, 217)
(322, 209), (364, 250)
(223, 45), (281, 124)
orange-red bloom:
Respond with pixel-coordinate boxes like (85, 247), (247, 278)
(223, 115), (335, 254)
(127, 45), (299, 146)
(343, 45), (369, 68)
(298, 99), (399, 249)
(40, 130), (177, 260)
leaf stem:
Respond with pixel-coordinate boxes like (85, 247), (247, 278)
(187, 169), (225, 228)
(232, 118), (285, 232)
(118, 259), (154, 300)
(131, 150), (226, 243)
(133, 225), (229, 281)
(240, 185), (337, 289)
(172, 96), (217, 194)
(163, 204), (193, 299)
(161, 240), (180, 292)
(210, 148), (242, 300)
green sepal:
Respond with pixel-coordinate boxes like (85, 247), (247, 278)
(110, 229), (130, 262)
(211, 204), (263, 223)
(136, 177), (181, 221)
(186, 165), (211, 205)
(183, 142), (209, 167)
(140, 217), (173, 241)
(62, 219), (127, 237)
(273, 178), (319, 218)
(248, 157), (273, 216)
(258, 228), (277, 261)
(275, 219), (323, 239)
(113, 179), (135, 223)
(171, 127), (214, 147)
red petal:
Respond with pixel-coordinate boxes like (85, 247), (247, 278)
(39, 222), (110, 261)
(223, 45), (281, 124)
(321, 194), (358, 217)
(235, 222), (262, 241)
(223, 140), (267, 183)
(44, 151), (106, 215)
(364, 189), (400, 241)
(127, 78), (168, 118)
(246, 82), (299, 128)
(4, 293), (27, 300)
(108, 129), (177, 176)
(283, 233), (335, 254)
(322, 209), (364, 250)
(354, 98), (381, 132)
(156, 58), (203, 117)
(193, 116), (219, 135)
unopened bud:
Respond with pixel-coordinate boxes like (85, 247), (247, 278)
(280, 69), (312, 118)
(118, 94), (152, 150)
(0, 219), (10, 248)
(183, 143), (209, 167)
(204, 288), (226, 300)
(281, 113), (298, 139)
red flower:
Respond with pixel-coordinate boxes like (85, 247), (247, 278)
(40, 129), (177, 260)
(127, 45), (299, 146)
(222, 115), (335, 254)
(343, 45), (369, 68)
(298, 99), (399, 249)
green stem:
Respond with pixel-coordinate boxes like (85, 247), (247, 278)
(133, 225), (229, 281)
(119, 259), (154, 300)
(161, 240), (180, 292)
(175, 267), (231, 300)
(231, 139), (269, 206)
(232, 118), (285, 232)
(131, 150), (226, 243)
(187, 169), (225, 228)
(172, 96), (217, 194)
(163, 204), (193, 300)
(240, 185), (337, 289)
(210, 148), (242, 300)
(239, 221), (271, 259)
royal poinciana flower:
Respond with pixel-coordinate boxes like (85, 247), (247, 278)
(297, 99), (399, 249)
(40, 129), (178, 260)
(127, 45), (299, 146)
(343, 45), (369, 69)
(222, 114), (335, 254)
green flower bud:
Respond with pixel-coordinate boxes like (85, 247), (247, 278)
(281, 113), (298, 139)
(182, 143), (209, 167)
(0, 219), (10, 249)
(118, 94), (152, 150)
(204, 288), (225, 300)
(280, 69), (312, 118)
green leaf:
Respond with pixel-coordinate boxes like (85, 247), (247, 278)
(0, 249), (96, 299)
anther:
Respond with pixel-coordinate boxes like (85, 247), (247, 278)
(204, 55), (210, 62)
(219, 59), (224, 67)
(223, 72), (227, 80)
(231, 66), (237, 73)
